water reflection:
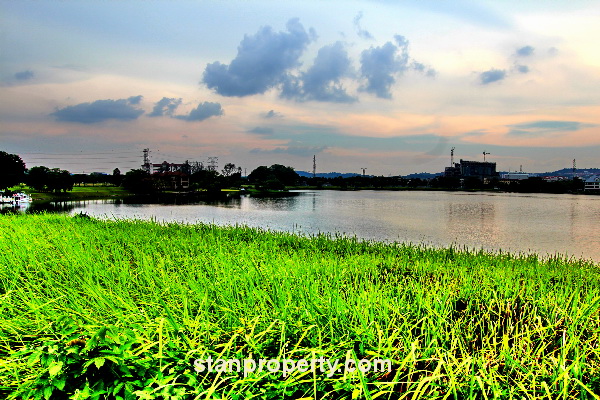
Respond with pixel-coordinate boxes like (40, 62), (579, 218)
(446, 201), (500, 250)
(27, 201), (79, 213)
(0, 203), (31, 214)
(241, 193), (302, 211)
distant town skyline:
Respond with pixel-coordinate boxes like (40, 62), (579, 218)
(2, 0), (599, 176)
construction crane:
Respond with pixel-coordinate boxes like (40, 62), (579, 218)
(483, 151), (490, 162)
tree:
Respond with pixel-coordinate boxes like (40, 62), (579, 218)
(190, 169), (222, 192)
(122, 169), (155, 193)
(27, 166), (50, 191)
(247, 166), (272, 183)
(26, 166), (73, 192)
(221, 163), (237, 177)
(47, 168), (74, 193)
(112, 168), (122, 186)
(248, 164), (299, 187)
(0, 151), (26, 190)
(269, 164), (299, 186)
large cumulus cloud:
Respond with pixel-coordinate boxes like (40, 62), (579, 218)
(202, 18), (315, 97)
(281, 41), (356, 103)
(51, 96), (144, 123)
(203, 19), (434, 103)
(359, 35), (410, 99)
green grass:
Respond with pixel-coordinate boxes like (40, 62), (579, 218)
(1, 213), (599, 399)
(10, 185), (134, 202)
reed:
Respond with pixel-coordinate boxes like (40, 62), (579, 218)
(1, 213), (599, 399)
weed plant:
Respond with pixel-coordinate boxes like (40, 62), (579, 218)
(0, 213), (599, 399)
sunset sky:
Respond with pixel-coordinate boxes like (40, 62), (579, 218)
(2, 0), (599, 176)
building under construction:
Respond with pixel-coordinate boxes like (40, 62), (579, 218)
(445, 160), (499, 180)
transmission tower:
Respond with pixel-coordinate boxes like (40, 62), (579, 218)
(312, 155), (316, 178)
(142, 148), (151, 173)
(207, 156), (218, 172)
(450, 147), (455, 167)
(573, 159), (577, 178)
(361, 168), (367, 177)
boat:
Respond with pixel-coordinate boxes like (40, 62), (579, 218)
(0, 192), (32, 205)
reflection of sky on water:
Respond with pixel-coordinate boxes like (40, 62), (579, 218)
(446, 201), (501, 250)
(34, 190), (600, 263)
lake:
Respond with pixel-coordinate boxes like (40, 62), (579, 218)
(17, 190), (600, 263)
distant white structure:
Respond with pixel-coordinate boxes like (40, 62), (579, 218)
(501, 172), (530, 180)
(584, 175), (600, 192)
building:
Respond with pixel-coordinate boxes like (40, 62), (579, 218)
(584, 175), (600, 192)
(444, 166), (461, 177)
(153, 171), (190, 190)
(151, 161), (186, 174)
(501, 172), (530, 180)
(444, 159), (499, 181)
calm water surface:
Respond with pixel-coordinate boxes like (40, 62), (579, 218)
(26, 190), (600, 262)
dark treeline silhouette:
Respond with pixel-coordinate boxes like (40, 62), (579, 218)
(0, 150), (591, 196)
(306, 174), (585, 194)
(0, 151), (26, 190)
(247, 164), (298, 190)
(428, 175), (584, 193)
(305, 175), (422, 189)
(121, 162), (246, 194)
(27, 166), (74, 193)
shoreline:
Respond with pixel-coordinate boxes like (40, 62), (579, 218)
(15, 183), (595, 204)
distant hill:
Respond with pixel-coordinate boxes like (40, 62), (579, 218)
(537, 168), (600, 177)
(296, 171), (364, 178)
(403, 172), (443, 179)
(296, 170), (444, 179)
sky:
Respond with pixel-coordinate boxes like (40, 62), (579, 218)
(1, 0), (599, 176)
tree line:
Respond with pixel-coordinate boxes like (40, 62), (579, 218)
(0, 150), (587, 195)
(0, 150), (302, 194)
(0, 151), (73, 192)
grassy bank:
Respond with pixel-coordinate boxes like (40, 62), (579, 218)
(1, 214), (599, 399)
(8, 185), (134, 202)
